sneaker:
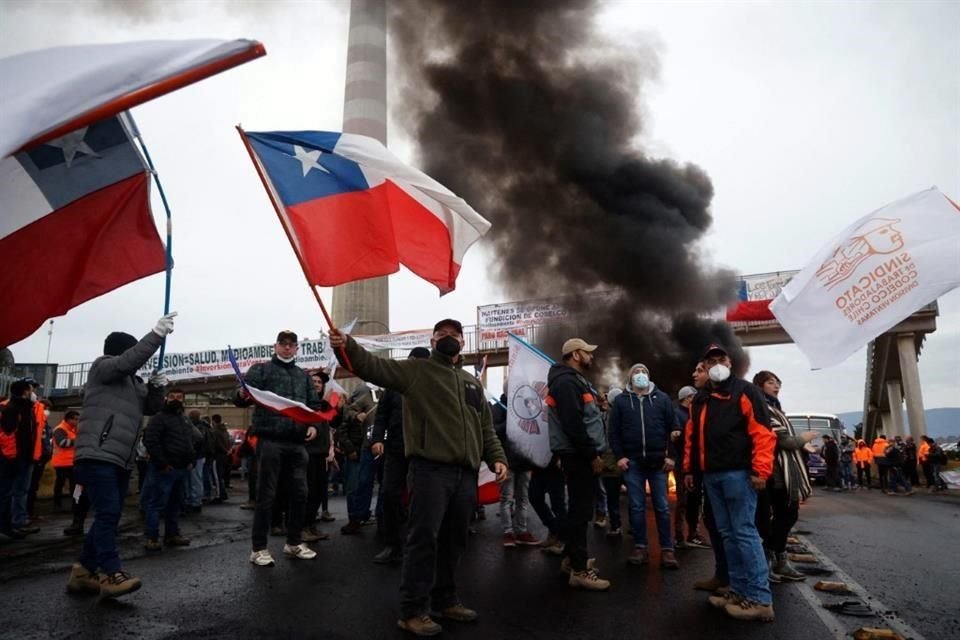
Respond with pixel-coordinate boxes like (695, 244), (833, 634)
(320, 511), (335, 522)
(283, 543), (317, 560)
(397, 615), (443, 637)
(560, 557), (597, 574)
(687, 536), (711, 549)
(693, 576), (729, 592)
(542, 542), (566, 557)
(373, 546), (402, 565)
(594, 514), (608, 529)
(515, 531), (539, 545)
(568, 568), (611, 591)
(270, 526), (286, 537)
(99, 571), (142, 599)
(771, 552), (805, 582)
(164, 535), (191, 547)
(433, 603), (478, 622)
(301, 527), (329, 542)
(661, 550), (680, 569)
(708, 588), (739, 609)
(628, 547), (648, 566)
(66, 563), (100, 595)
(144, 538), (162, 551)
(239, 501), (256, 510)
(249, 549), (275, 567)
(503, 533), (517, 548)
(724, 598), (775, 622)
(340, 520), (363, 535)
(606, 528), (622, 538)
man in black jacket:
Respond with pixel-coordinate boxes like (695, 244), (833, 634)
(141, 388), (195, 550)
(371, 347), (430, 565)
(821, 435), (841, 491)
(0, 380), (37, 540)
(237, 330), (322, 567)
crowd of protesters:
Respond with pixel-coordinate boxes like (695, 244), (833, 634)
(1, 315), (955, 634)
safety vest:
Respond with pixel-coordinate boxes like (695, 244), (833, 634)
(32, 402), (45, 462)
(0, 400), (14, 459)
(871, 437), (888, 458)
(918, 441), (930, 463)
(51, 420), (78, 468)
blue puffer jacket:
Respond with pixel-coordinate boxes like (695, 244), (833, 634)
(608, 385), (680, 465)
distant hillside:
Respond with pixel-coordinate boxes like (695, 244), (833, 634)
(836, 408), (960, 439)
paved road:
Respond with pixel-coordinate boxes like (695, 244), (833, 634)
(3, 486), (956, 639)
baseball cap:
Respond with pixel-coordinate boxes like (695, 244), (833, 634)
(562, 338), (598, 356)
(433, 318), (463, 336)
(678, 386), (697, 401)
(276, 330), (298, 343)
(701, 343), (728, 360)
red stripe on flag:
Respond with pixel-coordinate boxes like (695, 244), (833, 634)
(384, 180), (459, 293)
(726, 300), (776, 322)
(0, 173), (165, 348)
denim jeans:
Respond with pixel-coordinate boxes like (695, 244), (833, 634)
(203, 456), (219, 500)
(703, 470), (771, 605)
(840, 462), (855, 488)
(400, 458), (477, 618)
(594, 476), (608, 516)
(601, 476), (622, 531)
(345, 447), (376, 521)
(529, 465), (567, 540)
(142, 466), (187, 540)
(0, 457), (33, 530)
(500, 470), (530, 534)
(74, 460), (131, 574)
(888, 466), (912, 493)
(186, 457), (205, 507)
(623, 463), (673, 550)
(701, 486), (729, 583)
(252, 439), (308, 550)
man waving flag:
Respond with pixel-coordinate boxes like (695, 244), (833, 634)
(238, 128), (491, 294)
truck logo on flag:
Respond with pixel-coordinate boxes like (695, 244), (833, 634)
(815, 217), (904, 289)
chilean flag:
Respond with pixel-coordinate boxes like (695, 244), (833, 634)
(228, 347), (339, 424)
(239, 129), (491, 293)
(726, 279), (776, 322)
(0, 116), (166, 348)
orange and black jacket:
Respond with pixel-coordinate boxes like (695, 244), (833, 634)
(683, 377), (776, 480)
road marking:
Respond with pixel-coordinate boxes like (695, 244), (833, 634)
(793, 579), (850, 640)
(797, 535), (927, 640)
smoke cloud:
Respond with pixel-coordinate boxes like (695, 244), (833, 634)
(392, 0), (746, 391)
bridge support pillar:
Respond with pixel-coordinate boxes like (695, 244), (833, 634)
(897, 333), (927, 437)
(884, 381), (905, 438)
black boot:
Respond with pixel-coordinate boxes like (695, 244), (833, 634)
(63, 519), (84, 536)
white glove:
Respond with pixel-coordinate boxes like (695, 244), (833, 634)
(149, 371), (169, 387)
(153, 312), (177, 337)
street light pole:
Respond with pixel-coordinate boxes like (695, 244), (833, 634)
(45, 319), (54, 364)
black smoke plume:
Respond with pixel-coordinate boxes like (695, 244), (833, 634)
(392, 0), (747, 391)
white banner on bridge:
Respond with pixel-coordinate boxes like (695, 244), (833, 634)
(771, 187), (960, 368)
(354, 329), (432, 351)
(478, 299), (569, 350)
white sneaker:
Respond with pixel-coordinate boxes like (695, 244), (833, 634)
(283, 543), (317, 560)
(249, 549), (275, 567)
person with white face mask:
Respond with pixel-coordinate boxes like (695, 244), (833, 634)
(609, 363), (681, 569)
(682, 344), (778, 623)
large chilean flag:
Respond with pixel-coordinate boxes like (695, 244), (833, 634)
(240, 129), (491, 293)
(0, 116), (166, 348)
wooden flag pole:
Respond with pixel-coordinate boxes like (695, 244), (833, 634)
(235, 125), (353, 371)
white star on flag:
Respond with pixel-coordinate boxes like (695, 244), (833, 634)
(47, 127), (101, 168)
(290, 144), (330, 177)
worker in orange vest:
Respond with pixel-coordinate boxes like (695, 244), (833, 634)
(26, 388), (54, 522)
(0, 380), (39, 539)
(871, 434), (889, 492)
(853, 440), (874, 489)
(52, 411), (81, 510)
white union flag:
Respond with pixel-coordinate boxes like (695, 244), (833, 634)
(506, 334), (554, 469)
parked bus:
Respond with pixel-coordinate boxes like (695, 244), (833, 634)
(785, 412), (845, 484)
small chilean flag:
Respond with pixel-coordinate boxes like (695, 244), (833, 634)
(239, 129), (491, 294)
(726, 279), (776, 322)
(228, 347), (338, 424)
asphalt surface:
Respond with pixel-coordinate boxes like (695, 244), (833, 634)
(2, 482), (957, 640)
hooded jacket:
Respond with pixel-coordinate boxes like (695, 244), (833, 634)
(608, 385), (678, 466)
(337, 336), (505, 471)
(545, 364), (606, 458)
(236, 355), (322, 442)
(143, 405), (199, 469)
(854, 441), (874, 467)
(74, 332), (165, 470)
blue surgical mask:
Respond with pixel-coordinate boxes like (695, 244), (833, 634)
(632, 373), (649, 389)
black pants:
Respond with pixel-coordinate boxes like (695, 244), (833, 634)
(400, 458), (476, 619)
(252, 440), (308, 550)
(215, 454), (230, 497)
(529, 464), (567, 540)
(921, 463), (934, 488)
(903, 460), (919, 486)
(825, 463), (840, 489)
(756, 486), (798, 554)
(560, 454), (594, 573)
(857, 464), (872, 487)
(676, 478), (703, 541)
(380, 450), (408, 549)
(54, 466), (74, 510)
(304, 454), (327, 525)
(246, 455), (258, 502)
(26, 460), (47, 517)
(876, 462), (889, 491)
(136, 459), (148, 492)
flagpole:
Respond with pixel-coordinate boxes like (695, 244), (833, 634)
(507, 331), (556, 364)
(126, 111), (173, 371)
(235, 125), (353, 370)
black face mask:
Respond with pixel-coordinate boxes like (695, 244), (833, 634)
(435, 335), (461, 357)
(165, 400), (184, 413)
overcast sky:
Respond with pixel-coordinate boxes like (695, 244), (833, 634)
(2, 0), (958, 415)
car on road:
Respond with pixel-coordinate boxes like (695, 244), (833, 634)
(786, 412), (845, 484)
